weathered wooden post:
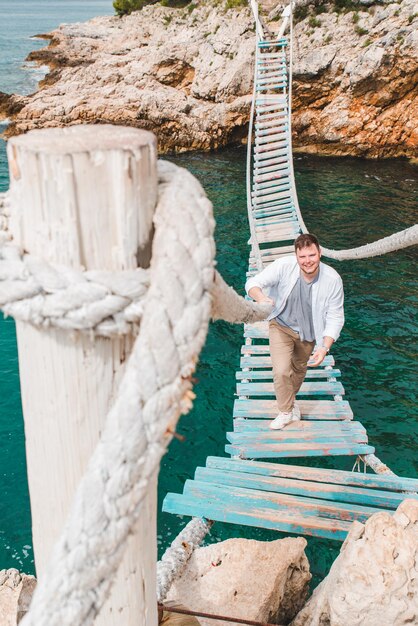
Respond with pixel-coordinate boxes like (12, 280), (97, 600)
(7, 124), (159, 625)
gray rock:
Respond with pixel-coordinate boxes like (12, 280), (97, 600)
(0, 569), (36, 625)
(166, 537), (311, 626)
(291, 499), (418, 626)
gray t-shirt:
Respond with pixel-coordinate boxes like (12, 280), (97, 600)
(275, 272), (318, 341)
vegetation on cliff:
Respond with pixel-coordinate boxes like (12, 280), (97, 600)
(113, 0), (190, 17)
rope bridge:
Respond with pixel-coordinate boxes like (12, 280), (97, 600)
(0, 2), (416, 624)
(160, 0), (418, 600)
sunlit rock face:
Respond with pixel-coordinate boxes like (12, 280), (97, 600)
(3, 1), (417, 157)
(291, 499), (418, 626)
(291, 0), (418, 158)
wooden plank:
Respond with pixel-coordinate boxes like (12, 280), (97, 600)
(233, 399), (353, 420)
(205, 457), (418, 493)
(254, 146), (289, 159)
(241, 346), (335, 362)
(225, 441), (375, 458)
(252, 244), (294, 257)
(240, 355), (336, 368)
(256, 231), (298, 245)
(253, 180), (290, 193)
(255, 125), (288, 137)
(236, 369), (341, 380)
(236, 381), (345, 397)
(163, 492), (350, 542)
(254, 155), (288, 168)
(226, 430), (367, 445)
(253, 188), (292, 203)
(233, 419), (365, 433)
(254, 214), (294, 226)
(253, 202), (293, 215)
(194, 467), (415, 510)
(183, 481), (379, 524)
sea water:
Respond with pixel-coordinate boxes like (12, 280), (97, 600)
(0, 0), (417, 588)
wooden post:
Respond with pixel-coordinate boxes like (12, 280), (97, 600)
(7, 125), (159, 626)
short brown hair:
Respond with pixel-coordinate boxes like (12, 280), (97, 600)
(294, 233), (320, 252)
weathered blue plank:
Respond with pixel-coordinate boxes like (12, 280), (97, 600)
(236, 381), (345, 397)
(226, 430), (367, 445)
(205, 457), (418, 492)
(194, 467), (415, 510)
(163, 492), (349, 541)
(240, 355), (336, 368)
(233, 417), (367, 437)
(182, 480), (380, 523)
(241, 345), (336, 360)
(236, 369), (342, 380)
(225, 442), (375, 458)
(233, 399), (353, 420)
(233, 419), (365, 433)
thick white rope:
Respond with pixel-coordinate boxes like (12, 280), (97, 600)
(8, 160), (267, 626)
(157, 518), (213, 603)
(321, 225), (418, 260)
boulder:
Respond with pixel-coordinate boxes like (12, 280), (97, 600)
(166, 537), (311, 626)
(291, 499), (418, 626)
(0, 569), (36, 625)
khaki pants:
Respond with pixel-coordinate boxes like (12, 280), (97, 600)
(269, 320), (315, 413)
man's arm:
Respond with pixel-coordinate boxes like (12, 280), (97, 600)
(248, 286), (274, 306)
(245, 259), (283, 305)
(309, 278), (344, 367)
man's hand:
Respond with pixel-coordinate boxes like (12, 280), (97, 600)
(307, 347), (328, 367)
(259, 295), (275, 306)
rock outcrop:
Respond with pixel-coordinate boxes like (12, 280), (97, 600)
(166, 536), (311, 626)
(1, 0), (417, 157)
(0, 569), (36, 625)
(291, 0), (418, 158)
(291, 499), (418, 626)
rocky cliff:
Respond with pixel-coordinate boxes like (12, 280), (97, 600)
(1, 0), (417, 157)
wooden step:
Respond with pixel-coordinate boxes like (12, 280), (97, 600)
(225, 441), (375, 459)
(194, 465), (415, 510)
(233, 398), (353, 420)
(236, 368), (342, 380)
(240, 355), (336, 368)
(205, 457), (418, 493)
(236, 380), (345, 397)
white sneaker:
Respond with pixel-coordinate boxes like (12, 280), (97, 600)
(292, 402), (301, 421)
(270, 411), (293, 430)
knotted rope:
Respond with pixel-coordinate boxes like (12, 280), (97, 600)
(0, 161), (271, 626)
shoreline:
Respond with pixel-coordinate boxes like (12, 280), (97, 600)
(1, 2), (417, 158)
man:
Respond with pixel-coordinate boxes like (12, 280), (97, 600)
(246, 233), (344, 430)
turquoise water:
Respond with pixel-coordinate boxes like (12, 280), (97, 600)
(0, 0), (417, 590)
(157, 151), (417, 584)
(0, 0), (113, 95)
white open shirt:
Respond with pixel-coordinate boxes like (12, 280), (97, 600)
(245, 255), (345, 345)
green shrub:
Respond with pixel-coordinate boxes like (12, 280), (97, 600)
(308, 16), (321, 28)
(408, 13), (418, 23)
(315, 4), (328, 15)
(355, 25), (368, 36)
(113, 0), (189, 16)
(225, 0), (247, 9)
(324, 33), (333, 43)
(294, 5), (309, 22)
(333, 0), (357, 14)
(352, 11), (359, 23)
(362, 38), (372, 47)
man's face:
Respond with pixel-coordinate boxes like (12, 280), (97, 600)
(296, 244), (321, 278)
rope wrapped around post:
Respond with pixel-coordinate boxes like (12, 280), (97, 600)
(0, 158), (270, 626)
